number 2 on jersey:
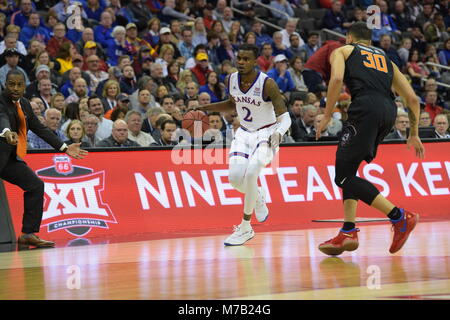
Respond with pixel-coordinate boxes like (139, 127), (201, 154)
(242, 106), (253, 122)
(361, 50), (388, 73)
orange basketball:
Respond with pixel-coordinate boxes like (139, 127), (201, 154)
(182, 110), (210, 137)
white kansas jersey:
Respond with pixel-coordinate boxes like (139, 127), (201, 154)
(228, 71), (277, 131)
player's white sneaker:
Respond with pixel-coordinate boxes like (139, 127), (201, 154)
(224, 225), (255, 246)
(255, 187), (269, 222)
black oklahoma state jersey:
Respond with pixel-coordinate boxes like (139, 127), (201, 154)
(344, 43), (394, 100)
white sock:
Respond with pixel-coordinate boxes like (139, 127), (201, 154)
(241, 219), (251, 230)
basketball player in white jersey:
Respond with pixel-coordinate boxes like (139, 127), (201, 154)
(197, 44), (292, 245)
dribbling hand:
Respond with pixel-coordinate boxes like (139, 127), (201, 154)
(407, 135), (425, 159)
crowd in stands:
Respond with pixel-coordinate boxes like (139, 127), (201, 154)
(1, 0), (449, 150)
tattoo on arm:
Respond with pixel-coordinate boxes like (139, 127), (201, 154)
(408, 108), (418, 136)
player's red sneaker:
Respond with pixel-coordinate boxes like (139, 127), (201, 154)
(389, 209), (419, 254)
(318, 228), (359, 256)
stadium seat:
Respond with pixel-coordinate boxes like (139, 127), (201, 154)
(308, 8), (327, 22)
(299, 18), (316, 32)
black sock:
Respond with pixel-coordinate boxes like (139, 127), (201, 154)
(342, 222), (356, 231)
(387, 207), (402, 220)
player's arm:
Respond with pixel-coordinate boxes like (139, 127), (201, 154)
(264, 78), (291, 148)
(316, 47), (346, 140)
(196, 75), (236, 112)
(391, 62), (425, 159)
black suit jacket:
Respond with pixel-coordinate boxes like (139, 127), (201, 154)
(0, 91), (64, 162)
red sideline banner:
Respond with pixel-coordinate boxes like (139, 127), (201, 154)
(4, 142), (450, 240)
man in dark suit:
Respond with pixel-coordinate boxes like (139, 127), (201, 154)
(0, 70), (88, 248)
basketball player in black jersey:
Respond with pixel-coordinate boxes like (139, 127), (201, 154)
(316, 22), (425, 256)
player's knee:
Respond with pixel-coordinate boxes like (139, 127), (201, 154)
(334, 175), (348, 188)
(229, 171), (244, 189)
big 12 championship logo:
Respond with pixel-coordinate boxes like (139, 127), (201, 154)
(37, 155), (116, 237)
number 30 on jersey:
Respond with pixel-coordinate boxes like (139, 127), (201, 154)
(361, 50), (388, 73)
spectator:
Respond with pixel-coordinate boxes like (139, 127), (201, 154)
(270, 0), (294, 21)
(165, 60), (180, 89)
(107, 25), (133, 67)
(154, 26), (181, 59)
(424, 91), (444, 123)
(419, 111), (432, 128)
(251, 21), (272, 47)
(379, 34), (403, 68)
(85, 54), (109, 92)
(28, 108), (67, 149)
(221, 6), (234, 34)
(60, 67), (83, 98)
(65, 77), (89, 104)
(81, 114), (101, 147)
(433, 114), (450, 138)
(55, 42), (75, 75)
(281, 19), (303, 50)
(416, 3), (435, 28)
(162, 0), (194, 23)
(371, 0), (401, 45)
(125, 110), (155, 146)
(125, 22), (153, 57)
(406, 49), (429, 90)
(37, 78), (54, 110)
(213, 0), (227, 20)
(142, 106), (165, 135)
(0, 29), (27, 56)
(126, 0), (153, 32)
(272, 31), (293, 60)
(299, 32), (320, 62)
(105, 93), (130, 120)
(176, 69), (194, 93)
(198, 92), (211, 106)
(120, 65), (138, 94)
(64, 119), (91, 148)
(97, 119), (140, 147)
(296, 104), (317, 141)
(46, 23), (72, 59)
(190, 52), (211, 86)
(10, 0), (34, 29)
(76, 28), (100, 57)
(192, 17), (208, 47)
(289, 33), (304, 58)
(425, 13), (449, 43)
(321, 0), (351, 34)
(217, 33), (237, 63)
(94, 11), (114, 50)
(145, 17), (161, 48)
(267, 54), (295, 94)
(256, 43), (274, 73)
(229, 20), (244, 46)
(151, 119), (178, 146)
(288, 56), (308, 92)
(19, 12), (50, 48)
(438, 38), (450, 66)
(100, 79), (121, 112)
(397, 37), (412, 66)
(384, 113), (409, 140)
(134, 88), (155, 116)
(391, 0), (412, 32)
(0, 48), (29, 88)
(308, 114), (335, 140)
(88, 95), (113, 140)
(410, 25), (427, 55)
(155, 44), (175, 77)
(25, 64), (52, 99)
(199, 71), (225, 103)
(178, 28), (195, 60)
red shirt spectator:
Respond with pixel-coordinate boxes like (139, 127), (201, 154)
(304, 40), (343, 83)
(190, 52), (211, 86)
(257, 43), (274, 73)
(423, 91), (443, 122)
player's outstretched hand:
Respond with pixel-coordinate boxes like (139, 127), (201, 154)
(66, 143), (89, 159)
(315, 115), (331, 140)
(269, 131), (282, 149)
(407, 135), (425, 159)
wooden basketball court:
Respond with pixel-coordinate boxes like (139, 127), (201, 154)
(0, 220), (449, 300)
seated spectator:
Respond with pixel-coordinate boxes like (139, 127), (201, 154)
(406, 49), (429, 90)
(221, 6), (234, 34)
(257, 43), (274, 73)
(28, 108), (67, 149)
(50, 93), (66, 120)
(105, 93), (131, 120)
(0, 48), (29, 88)
(270, 0), (294, 22)
(178, 28), (195, 61)
(64, 119), (91, 148)
(384, 113), (409, 140)
(83, 0), (105, 22)
(165, 61), (180, 90)
(191, 52), (212, 86)
(371, 0), (401, 45)
(125, 22), (153, 58)
(272, 31), (293, 60)
(30, 96), (45, 116)
(125, 110), (155, 146)
(107, 26), (133, 67)
(199, 71), (225, 103)
(424, 91), (444, 123)
(82, 41), (109, 73)
(295, 104), (318, 141)
(144, 17), (160, 48)
(76, 28), (103, 58)
(101, 79), (121, 112)
(134, 89), (155, 116)
(126, 0), (153, 32)
(120, 65), (138, 95)
(198, 92), (211, 106)
(85, 54), (109, 92)
(281, 19), (303, 50)
(142, 106), (165, 135)
(36, 78), (55, 110)
(94, 10), (114, 50)
(416, 3), (435, 28)
(19, 12), (50, 48)
(419, 111), (432, 128)
(162, 0), (194, 23)
(55, 42), (75, 76)
(184, 81), (199, 101)
(0, 29), (27, 56)
(151, 119), (178, 146)
(81, 114), (101, 147)
(88, 95), (113, 140)
(433, 114), (450, 138)
(65, 77), (89, 104)
(251, 21), (272, 47)
(229, 21), (244, 46)
(192, 17), (208, 47)
(25, 64), (53, 99)
(424, 13), (449, 43)
(321, 0), (351, 34)
(155, 44), (175, 77)
(439, 38), (450, 66)
(10, 0), (34, 29)
(47, 23), (73, 59)
(267, 54), (295, 94)
(397, 37), (412, 67)
(217, 33), (237, 63)
(97, 119), (140, 147)
(379, 34), (403, 68)
(176, 69), (193, 93)
(391, 0), (411, 32)
(308, 114), (337, 140)
(288, 56), (308, 92)
(299, 32), (320, 62)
